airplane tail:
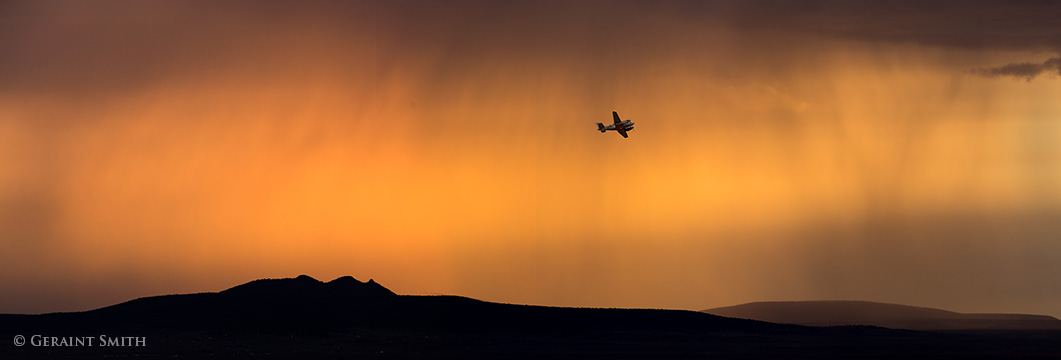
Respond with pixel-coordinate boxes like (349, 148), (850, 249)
(596, 123), (606, 132)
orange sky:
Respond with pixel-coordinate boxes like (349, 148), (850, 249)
(2, 1), (1060, 316)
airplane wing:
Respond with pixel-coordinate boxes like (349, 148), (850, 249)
(613, 111), (622, 124)
(617, 129), (628, 138)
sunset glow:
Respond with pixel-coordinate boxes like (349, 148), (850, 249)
(2, 1), (1059, 317)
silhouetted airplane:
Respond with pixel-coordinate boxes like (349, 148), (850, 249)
(597, 111), (634, 138)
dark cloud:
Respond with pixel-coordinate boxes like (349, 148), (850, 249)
(0, 1), (377, 97)
(7, 0), (1060, 98)
(971, 57), (1061, 81)
(688, 0), (1061, 51)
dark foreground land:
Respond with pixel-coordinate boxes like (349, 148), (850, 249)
(2, 276), (1059, 359)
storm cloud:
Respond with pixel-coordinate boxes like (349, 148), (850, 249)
(972, 57), (1061, 81)
(708, 0), (1061, 51)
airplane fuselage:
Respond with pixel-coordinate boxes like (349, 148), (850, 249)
(597, 111), (635, 138)
(599, 120), (633, 132)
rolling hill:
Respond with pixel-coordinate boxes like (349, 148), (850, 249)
(704, 301), (1061, 330)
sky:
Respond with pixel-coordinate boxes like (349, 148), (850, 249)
(2, 0), (1060, 316)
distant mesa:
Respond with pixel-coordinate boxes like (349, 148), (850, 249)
(703, 301), (1061, 330)
(10, 275), (406, 331)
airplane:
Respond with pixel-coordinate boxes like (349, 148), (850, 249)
(597, 111), (634, 138)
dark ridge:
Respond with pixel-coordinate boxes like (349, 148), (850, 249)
(219, 274), (324, 296)
(327, 276), (396, 296)
(0, 275), (789, 334)
(704, 301), (1061, 330)
(3, 277), (1060, 359)
(221, 274), (396, 298)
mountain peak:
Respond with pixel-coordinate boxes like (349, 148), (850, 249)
(327, 275), (361, 284)
(221, 275), (395, 297)
(295, 274), (319, 282)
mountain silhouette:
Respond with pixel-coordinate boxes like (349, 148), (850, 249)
(4, 276), (1060, 359)
(220, 274), (396, 298)
(704, 301), (1061, 330)
(1, 275), (777, 333)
